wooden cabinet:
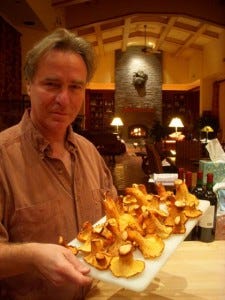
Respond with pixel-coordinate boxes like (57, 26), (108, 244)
(162, 89), (200, 137)
(85, 89), (115, 130)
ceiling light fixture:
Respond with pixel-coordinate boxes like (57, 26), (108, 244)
(141, 25), (160, 55)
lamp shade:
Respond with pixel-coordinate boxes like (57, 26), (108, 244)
(169, 117), (184, 128)
(201, 125), (214, 142)
(110, 117), (123, 126)
(201, 126), (214, 132)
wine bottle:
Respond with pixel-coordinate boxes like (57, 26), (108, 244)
(185, 171), (192, 191)
(191, 170), (205, 240)
(198, 173), (217, 242)
(192, 170), (205, 199)
(184, 171), (195, 240)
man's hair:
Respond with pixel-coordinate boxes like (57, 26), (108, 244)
(24, 28), (96, 83)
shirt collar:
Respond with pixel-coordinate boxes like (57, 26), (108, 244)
(21, 109), (77, 156)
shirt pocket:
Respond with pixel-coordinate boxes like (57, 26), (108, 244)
(77, 188), (106, 227)
(10, 199), (62, 243)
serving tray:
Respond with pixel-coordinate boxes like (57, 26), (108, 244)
(70, 199), (210, 292)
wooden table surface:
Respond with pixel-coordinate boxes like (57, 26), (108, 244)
(86, 241), (225, 300)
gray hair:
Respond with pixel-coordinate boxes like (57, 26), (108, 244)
(24, 28), (96, 83)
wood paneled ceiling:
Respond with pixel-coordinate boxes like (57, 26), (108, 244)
(1, 0), (224, 58)
(71, 14), (223, 58)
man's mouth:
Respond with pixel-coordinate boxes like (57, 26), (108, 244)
(52, 111), (67, 116)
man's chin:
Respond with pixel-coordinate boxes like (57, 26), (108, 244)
(48, 120), (69, 132)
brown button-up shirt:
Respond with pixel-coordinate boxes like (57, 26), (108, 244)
(0, 110), (117, 300)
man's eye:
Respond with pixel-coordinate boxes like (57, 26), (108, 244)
(71, 84), (82, 90)
(45, 82), (59, 88)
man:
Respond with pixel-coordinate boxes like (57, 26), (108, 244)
(0, 28), (117, 300)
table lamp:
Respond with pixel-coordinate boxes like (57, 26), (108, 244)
(169, 117), (184, 136)
(111, 117), (123, 133)
(201, 125), (214, 142)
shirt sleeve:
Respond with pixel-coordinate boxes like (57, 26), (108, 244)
(0, 174), (9, 243)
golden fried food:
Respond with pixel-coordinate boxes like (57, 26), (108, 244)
(127, 230), (164, 258)
(125, 184), (155, 207)
(58, 236), (78, 255)
(75, 180), (202, 278)
(84, 252), (112, 270)
(183, 207), (202, 218)
(102, 195), (121, 220)
(78, 239), (92, 253)
(150, 214), (173, 239)
(118, 212), (143, 233)
(110, 243), (145, 278)
(77, 221), (93, 242)
(84, 239), (112, 270)
(155, 182), (174, 202)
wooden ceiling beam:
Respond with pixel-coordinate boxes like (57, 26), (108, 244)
(94, 24), (105, 55)
(68, 12), (222, 57)
(174, 24), (207, 56)
(130, 14), (168, 25)
(155, 16), (177, 50)
(174, 21), (220, 39)
(122, 17), (131, 51)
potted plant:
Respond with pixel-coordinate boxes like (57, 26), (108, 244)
(149, 119), (169, 142)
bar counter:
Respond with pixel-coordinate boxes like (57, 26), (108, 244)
(86, 241), (224, 300)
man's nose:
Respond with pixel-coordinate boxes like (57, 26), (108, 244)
(55, 88), (70, 105)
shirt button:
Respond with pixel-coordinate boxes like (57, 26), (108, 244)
(57, 167), (63, 174)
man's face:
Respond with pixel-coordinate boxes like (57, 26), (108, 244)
(27, 50), (87, 136)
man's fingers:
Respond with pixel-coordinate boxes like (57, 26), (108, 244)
(62, 250), (92, 285)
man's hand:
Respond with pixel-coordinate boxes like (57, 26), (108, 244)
(30, 243), (92, 287)
(0, 242), (92, 288)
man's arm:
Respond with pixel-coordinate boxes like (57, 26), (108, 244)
(0, 242), (92, 286)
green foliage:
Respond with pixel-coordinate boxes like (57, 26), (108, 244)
(149, 120), (169, 142)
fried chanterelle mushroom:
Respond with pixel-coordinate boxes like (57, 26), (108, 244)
(84, 239), (112, 270)
(74, 181), (202, 278)
(110, 243), (145, 278)
(58, 236), (78, 255)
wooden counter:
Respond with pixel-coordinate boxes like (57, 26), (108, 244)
(86, 241), (224, 300)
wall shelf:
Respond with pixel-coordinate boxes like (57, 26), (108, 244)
(85, 89), (115, 130)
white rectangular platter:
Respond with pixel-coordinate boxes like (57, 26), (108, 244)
(70, 199), (210, 292)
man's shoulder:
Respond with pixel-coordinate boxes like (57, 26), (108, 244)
(71, 131), (97, 150)
(0, 124), (21, 147)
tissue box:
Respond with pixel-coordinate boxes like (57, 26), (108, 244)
(199, 160), (225, 184)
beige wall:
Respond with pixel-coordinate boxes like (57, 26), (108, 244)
(92, 50), (203, 86)
(203, 30), (225, 77)
(92, 52), (115, 83)
(200, 30), (225, 113)
(162, 54), (190, 84)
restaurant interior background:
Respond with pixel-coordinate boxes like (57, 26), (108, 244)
(0, 0), (225, 145)
(0, 3), (224, 297)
